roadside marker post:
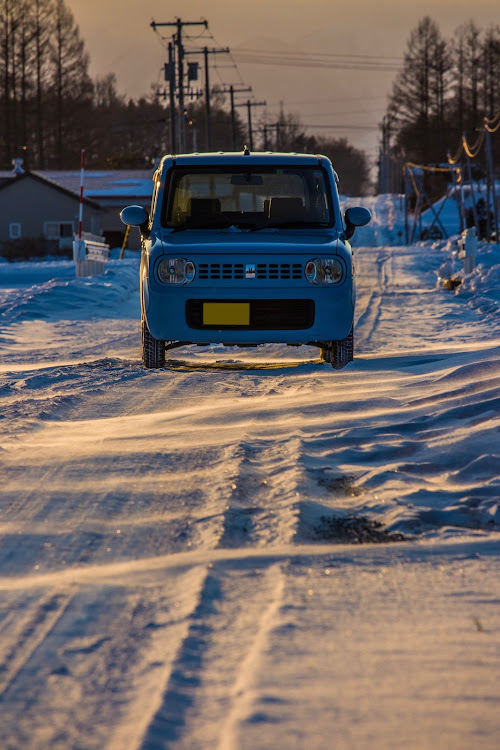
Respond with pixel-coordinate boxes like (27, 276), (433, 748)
(73, 148), (110, 277)
(458, 227), (478, 274)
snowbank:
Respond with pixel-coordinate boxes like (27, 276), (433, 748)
(434, 238), (500, 318)
(0, 259), (139, 323)
(340, 193), (407, 246)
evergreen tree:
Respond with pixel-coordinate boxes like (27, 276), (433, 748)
(382, 16), (500, 170)
(481, 25), (500, 118)
(387, 17), (451, 163)
(451, 21), (483, 137)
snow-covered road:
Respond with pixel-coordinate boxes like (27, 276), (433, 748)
(1, 242), (499, 749)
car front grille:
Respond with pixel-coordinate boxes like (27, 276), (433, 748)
(197, 262), (303, 280)
(186, 299), (315, 330)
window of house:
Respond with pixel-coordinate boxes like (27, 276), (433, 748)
(9, 222), (21, 239)
(90, 216), (101, 235)
(44, 221), (74, 239)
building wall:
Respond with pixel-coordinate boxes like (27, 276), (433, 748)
(99, 201), (149, 250)
(35, 170), (155, 251)
(0, 176), (102, 244)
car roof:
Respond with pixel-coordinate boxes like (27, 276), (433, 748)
(162, 151), (327, 167)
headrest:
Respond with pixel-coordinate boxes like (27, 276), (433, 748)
(188, 198), (221, 218)
(269, 197), (304, 219)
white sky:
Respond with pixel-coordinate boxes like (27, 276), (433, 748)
(66, 0), (500, 165)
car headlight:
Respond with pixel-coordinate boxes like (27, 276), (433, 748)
(157, 258), (196, 284)
(305, 258), (344, 284)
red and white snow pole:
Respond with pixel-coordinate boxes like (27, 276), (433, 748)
(78, 148), (85, 239)
(73, 147), (109, 277)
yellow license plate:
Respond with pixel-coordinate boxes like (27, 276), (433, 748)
(203, 302), (250, 326)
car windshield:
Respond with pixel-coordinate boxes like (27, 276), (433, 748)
(163, 165), (334, 230)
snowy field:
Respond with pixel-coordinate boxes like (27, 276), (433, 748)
(1, 206), (500, 748)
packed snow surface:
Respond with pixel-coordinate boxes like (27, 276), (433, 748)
(1, 209), (500, 748)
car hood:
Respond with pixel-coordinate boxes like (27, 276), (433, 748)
(157, 228), (344, 255)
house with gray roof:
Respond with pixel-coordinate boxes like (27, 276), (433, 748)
(0, 170), (103, 257)
(0, 164), (154, 256)
(37, 170), (154, 248)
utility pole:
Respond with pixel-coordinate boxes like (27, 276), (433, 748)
(253, 126), (273, 150)
(151, 18), (208, 152)
(185, 46), (229, 150)
(167, 41), (176, 153)
(485, 122), (499, 241)
(403, 164), (410, 245)
(378, 115), (394, 193)
(230, 87), (252, 149)
(235, 100), (266, 151)
(275, 121), (281, 150)
(215, 86), (252, 149)
(464, 132), (479, 233)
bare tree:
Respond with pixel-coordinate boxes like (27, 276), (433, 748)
(17, 2), (35, 162)
(33, 0), (53, 168)
(48, 0), (92, 167)
(0, 0), (15, 165)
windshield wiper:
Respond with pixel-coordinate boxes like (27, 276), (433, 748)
(250, 220), (327, 231)
(168, 218), (234, 232)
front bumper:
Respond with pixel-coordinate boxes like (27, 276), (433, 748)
(144, 283), (354, 344)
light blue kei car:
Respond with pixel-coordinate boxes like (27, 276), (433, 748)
(120, 150), (371, 369)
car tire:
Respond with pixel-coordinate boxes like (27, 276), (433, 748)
(142, 316), (165, 368)
(321, 327), (354, 370)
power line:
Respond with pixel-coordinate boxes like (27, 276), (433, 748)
(234, 56), (401, 73)
(301, 123), (380, 131)
(150, 17), (389, 155)
(285, 95), (389, 104)
(233, 47), (403, 62)
(205, 30), (248, 87)
(232, 49), (402, 72)
(301, 108), (388, 116)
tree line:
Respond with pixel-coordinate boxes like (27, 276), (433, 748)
(385, 16), (500, 165)
(0, 0), (180, 170)
(0, 0), (370, 194)
(0, 0), (91, 169)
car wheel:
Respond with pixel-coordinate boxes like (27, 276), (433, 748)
(321, 327), (354, 370)
(142, 316), (165, 368)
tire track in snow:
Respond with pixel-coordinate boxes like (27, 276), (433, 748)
(0, 590), (73, 698)
(215, 564), (285, 750)
(0, 439), (244, 576)
(354, 248), (391, 350)
(0, 569), (214, 750)
(218, 436), (304, 548)
(0, 369), (308, 746)
(136, 562), (285, 750)
(0, 362), (314, 577)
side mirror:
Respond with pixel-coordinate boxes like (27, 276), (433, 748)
(120, 205), (149, 227)
(344, 206), (371, 239)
